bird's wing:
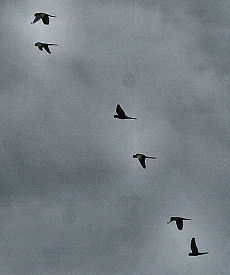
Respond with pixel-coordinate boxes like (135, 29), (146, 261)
(42, 15), (49, 25)
(138, 157), (146, 168)
(116, 105), (126, 116)
(43, 44), (51, 54)
(176, 219), (183, 230)
(191, 238), (198, 254)
(32, 16), (41, 24)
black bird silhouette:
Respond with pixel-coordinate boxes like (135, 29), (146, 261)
(35, 42), (58, 54)
(114, 105), (136, 119)
(133, 154), (156, 168)
(31, 13), (56, 25)
(189, 238), (208, 256)
(167, 217), (191, 230)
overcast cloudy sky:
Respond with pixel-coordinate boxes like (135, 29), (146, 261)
(0, 0), (230, 274)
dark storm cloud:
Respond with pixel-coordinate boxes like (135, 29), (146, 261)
(0, 0), (230, 274)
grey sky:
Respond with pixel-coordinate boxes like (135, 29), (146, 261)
(0, 0), (230, 274)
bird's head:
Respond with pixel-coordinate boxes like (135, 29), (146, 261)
(114, 115), (119, 118)
(133, 155), (137, 158)
(167, 217), (174, 223)
(35, 42), (39, 46)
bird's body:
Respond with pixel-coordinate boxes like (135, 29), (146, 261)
(167, 217), (191, 230)
(31, 13), (56, 25)
(189, 238), (208, 256)
(35, 42), (58, 54)
(133, 154), (156, 168)
(114, 104), (136, 119)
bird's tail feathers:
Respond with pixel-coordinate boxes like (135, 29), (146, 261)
(199, 252), (209, 255)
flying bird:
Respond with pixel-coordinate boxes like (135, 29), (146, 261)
(31, 13), (56, 25)
(167, 217), (191, 230)
(133, 154), (156, 168)
(189, 238), (208, 256)
(35, 42), (58, 54)
(114, 105), (136, 119)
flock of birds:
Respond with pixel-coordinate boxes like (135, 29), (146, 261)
(114, 104), (208, 256)
(31, 13), (58, 54)
(31, 12), (208, 257)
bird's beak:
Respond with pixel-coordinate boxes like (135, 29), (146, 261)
(167, 221), (171, 224)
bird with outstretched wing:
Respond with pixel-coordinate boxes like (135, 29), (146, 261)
(189, 238), (208, 256)
(114, 105), (136, 119)
(133, 154), (156, 169)
(31, 13), (56, 25)
(35, 42), (58, 54)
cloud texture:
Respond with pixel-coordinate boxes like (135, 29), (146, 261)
(0, 0), (230, 274)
